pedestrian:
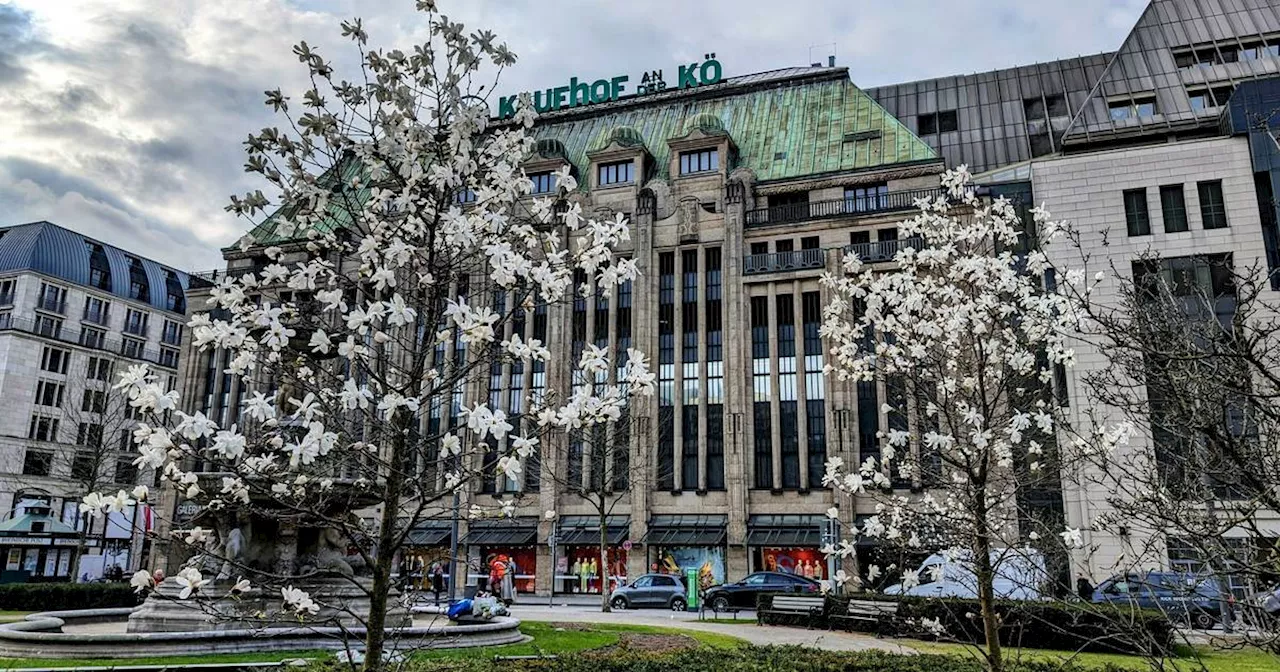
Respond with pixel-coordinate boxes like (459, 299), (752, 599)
(431, 563), (445, 606)
(501, 556), (516, 605)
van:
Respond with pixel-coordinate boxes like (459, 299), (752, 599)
(882, 548), (1049, 600)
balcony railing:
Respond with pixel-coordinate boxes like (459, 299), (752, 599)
(743, 249), (825, 275)
(36, 296), (67, 314)
(745, 187), (945, 227)
(0, 316), (178, 370)
(843, 236), (926, 263)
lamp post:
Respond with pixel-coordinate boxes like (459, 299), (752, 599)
(447, 489), (460, 604)
(547, 531), (557, 608)
(822, 516), (840, 596)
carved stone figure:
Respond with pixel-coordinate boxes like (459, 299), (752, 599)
(678, 196), (700, 238)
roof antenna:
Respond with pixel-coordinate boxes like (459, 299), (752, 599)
(808, 43), (837, 68)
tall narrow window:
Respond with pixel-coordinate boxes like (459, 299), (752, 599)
(705, 248), (724, 490)
(1124, 189), (1151, 236)
(802, 292), (826, 489)
(613, 278), (632, 491)
(777, 294), (799, 489)
(569, 273), (587, 487)
(1160, 184), (1189, 233)
(751, 296), (772, 489)
(855, 300), (880, 468)
(86, 242), (112, 291)
(657, 252), (676, 490)
(1198, 180), (1228, 229)
(680, 250), (699, 491)
(526, 300), (548, 492)
(126, 257), (150, 303)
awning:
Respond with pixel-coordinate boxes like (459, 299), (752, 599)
(405, 522), (452, 547)
(556, 515), (630, 546)
(641, 514), (726, 547)
(460, 518), (538, 546)
(746, 514), (826, 547)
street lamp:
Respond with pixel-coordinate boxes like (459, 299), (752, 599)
(821, 516), (840, 595)
(547, 531), (557, 608)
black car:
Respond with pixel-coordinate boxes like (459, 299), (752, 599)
(703, 571), (821, 611)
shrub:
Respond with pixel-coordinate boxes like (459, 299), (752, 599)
(820, 595), (1173, 656)
(387, 646), (1129, 672)
(0, 582), (141, 611)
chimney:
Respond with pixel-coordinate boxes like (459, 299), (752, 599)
(828, 55), (836, 67)
(811, 62), (821, 67)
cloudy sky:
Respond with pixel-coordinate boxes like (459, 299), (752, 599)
(0, 0), (1146, 270)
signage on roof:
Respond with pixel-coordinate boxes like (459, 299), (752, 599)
(496, 54), (723, 119)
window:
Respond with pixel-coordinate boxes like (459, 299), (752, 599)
(1109, 96), (1157, 120)
(37, 283), (66, 313)
(81, 389), (106, 413)
(597, 160), (634, 186)
(678, 149), (719, 175)
(0, 279), (14, 305)
(126, 257), (149, 302)
(114, 457), (138, 485)
(161, 319), (181, 346)
(1023, 97), (1045, 120)
(80, 327), (106, 349)
(71, 452), (95, 481)
(35, 315), (62, 338)
(159, 347), (180, 369)
(87, 356), (112, 382)
(164, 270), (185, 313)
(1046, 94), (1068, 117)
(35, 380), (64, 408)
(917, 110), (958, 135)
(40, 347), (70, 374)
(124, 309), (148, 337)
(1174, 38), (1280, 69)
(1187, 85), (1236, 111)
(1123, 188), (1151, 236)
(528, 171), (555, 194)
(0, 311), (9, 329)
(76, 422), (103, 447)
(83, 296), (110, 325)
(86, 242), (112, 291)
(1198, 180), (1228, 229)
(1160, 185), (1189, 233)
(121, 337), (145, 359)
(22, 449), (52, 476)
(28, 415), (59, 442)
(844, 183), (888, 213)
(454, 188), (476, 204)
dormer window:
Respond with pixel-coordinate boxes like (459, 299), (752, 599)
(86, 242), (112, 291)
(679, 149), (719, 175)
(455, 188), (477, 205)
(164, 270), (185, 313)
(529, 171), (555, 194)
(597, 160), (635, 187)
(126, 256), (150, 303)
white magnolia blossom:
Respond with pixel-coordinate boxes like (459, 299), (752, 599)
(130, 569), (155, 593)
(281, 586), (320, 616)
(175, 567), (208, 600)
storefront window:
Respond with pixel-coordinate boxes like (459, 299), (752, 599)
(756, 547), (826, 580)
(651, 546), (725, 592)
(478, 547), (537, 594)
(555, 546), (629, 594)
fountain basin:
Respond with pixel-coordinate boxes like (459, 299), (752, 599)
(0, 608), (524, 659)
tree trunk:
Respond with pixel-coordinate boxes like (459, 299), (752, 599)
(362, 412), (408, 671)
(599, 507), (611, 613)
(971, 492), (1003, 672)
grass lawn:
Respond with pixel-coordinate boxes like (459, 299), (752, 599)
(0, 649), (326, 669)
(0, 611), (32, 623)
(413, 620), (745, 660)
(900, 638), (1280, 672)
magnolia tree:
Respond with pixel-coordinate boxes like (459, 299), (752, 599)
(76, 3), (652, 666)
(818, 170), (1095, 672)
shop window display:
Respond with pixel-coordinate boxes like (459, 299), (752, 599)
(756, 546), (826, 579)
(555, 546), (628, 594)
(476, 547), (537, 595)
(651, 546), (725, 592)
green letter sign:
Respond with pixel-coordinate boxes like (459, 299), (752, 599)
(495, 55), (722, 119)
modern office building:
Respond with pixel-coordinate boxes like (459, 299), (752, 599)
(0, 221), (192, 582)
(175, 0), (1280, 596)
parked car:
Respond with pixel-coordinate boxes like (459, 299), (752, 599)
(703, 571), (820, 611)
(882, 548), (1050, 600)
(610, 574), (687, 611)
(1091, 570), (1233, 629)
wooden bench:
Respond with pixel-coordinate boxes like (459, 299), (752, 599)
(758, 596), (825, 629)
(700, 601), (744, 620)
(829, 598), (899, 635)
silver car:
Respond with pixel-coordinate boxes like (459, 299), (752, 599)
(610, 574), (687, 611)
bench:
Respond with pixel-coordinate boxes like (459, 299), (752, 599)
(829, 598), (899, 635)
(758, 596), (825, 629)
(700, 601), (744, 621)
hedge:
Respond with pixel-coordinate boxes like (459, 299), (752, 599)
(0, 582), (142, 611)
(757, 594), (1173, 656)
(381, 646), (1129, 672)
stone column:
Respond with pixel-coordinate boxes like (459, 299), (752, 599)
(630, 190), (657, 565)
(723, 180), (749, 548)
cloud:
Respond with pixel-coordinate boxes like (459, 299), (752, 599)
(0, 0), (1147, 270)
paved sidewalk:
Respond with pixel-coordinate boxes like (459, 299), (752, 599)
(505, 603), (915, 653)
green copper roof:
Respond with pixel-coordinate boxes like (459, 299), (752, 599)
(239, 157), (370, 249)
(0, 512), (78, 536)
(534, 67), (938, 183)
